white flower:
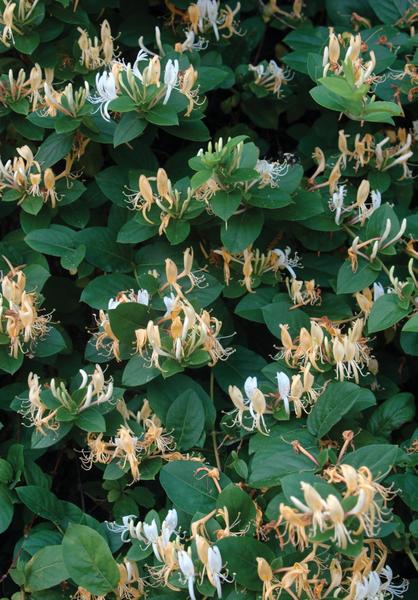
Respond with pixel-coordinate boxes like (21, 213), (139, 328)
(207, 546), (224, 598)
(180, 29), (208, 52)
(137, 289), (150, 306)
(106, 514), (136, 542)
(143, 519), (161, 561)
(89, 71), (118, 121)
(244, 376), (258, 401)
(108, 297), (120, 310)
(161, 508), (178, 546)
(277, 372), (290, 415)
(272, 247), (302, 279)
(132, 49), (150, 81)
(163, 59), (179, 104)
(163, 292), (178, 317)
(163, 508), (178, 532)
(255, 158), (289, 187)
(373, 282), (385, 300)
(329, 185), (347, 225)
(370, 189), (381, 210)
(197, 0), (220, 40)
(178, 550), (196, 600)
(354, 566), (408, 600)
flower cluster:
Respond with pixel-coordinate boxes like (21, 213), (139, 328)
(0, 145), (70, 208)
(322, 30), (377, 88)
(90, 51), (199, 121)
(80, 408), (183, 481)
(108, 507), (232, 599)
(77, 19), (116, 70)
(213, 245), (302, 292)
(278, 464), (395, 551)
(0, 259), (50, 358)
(127, 168), (198, 235)
(20, 364), (114, 434)
(278, 318), (372, 383)
(249, 60), (293, 98)
(187, 0), (242, 41)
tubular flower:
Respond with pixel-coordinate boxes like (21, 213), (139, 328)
(227, 376), (270, 434)
(249, 60), (293, 98)
(20, 365), (114, 435)
(277, 318), (371, 383)
(0, 260), (51, 358)
(77, 19), (117, 70)
(126, 169), (195, 234)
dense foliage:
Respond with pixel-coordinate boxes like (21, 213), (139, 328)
(0, 0), (417, 599)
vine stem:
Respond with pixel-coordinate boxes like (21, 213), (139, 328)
(405, 546), (418, 572)
(209, 370), (221, 471)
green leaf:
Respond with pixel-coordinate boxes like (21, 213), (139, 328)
(113, 113), (147, 147)
(35, 132), (73, 168)
(262, 294), (310, 339)
(369, 393), (415, 438)
(80, 274), (137, 309)
(165, 219), (190, 245)
(216, 537), (274, 591)
(14, 31), (40, 54)
(337, 259), (379, 294)
(25, 225), (76, 257)
(122, 355), (160, 387)
(146, 104), (179, 126)
(214, 346), (267, 393)
(160, 461), (231, 514)
(318, 76), (356, 99)
(344, 444), (399, 478)
(368, 295), (409, 333)
(109, 302), (148, 343)
(211, 190), (242, 222)
(0, 485), (13, 534)
(308, 382), (376, 438)
(221, 209), (263, 252)
(15, 486), (64, 522)
(147, 374), (215, 428)
(165, 390), (205, 450)
(76, 408), (106, 433)
(62, 524), (120, 595)
(248, 427), (318, 488)
(0, 347), (24, 375)
(402, 313), (418, 333)
(25, 546), (69, 592)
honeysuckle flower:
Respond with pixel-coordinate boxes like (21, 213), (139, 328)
(255, 158), (290, 187)
(373, 282), (385, 300)
(161, 509), (178, 546)
(89, 71), (118, 121)
(329, 185), (348, 225)
(272, 247), (302, 279)
(354, 566), (408, 600)
(249, 60), (293, 98)
(106, 514), (137, 542)
(163, 59), (179, 104)
(108, 297), (120, 310)
(277, 372), (290, 415)
(175, 29), (208, 53)
(143, 519), (162, 560)
(178, 549), (196, 600)
(242, 376), (256, 401)
(207, 546), (228, 598)
(163, 293), (179, 317)
(137, 288), (150, 306)
(197, 0), (220, 40)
